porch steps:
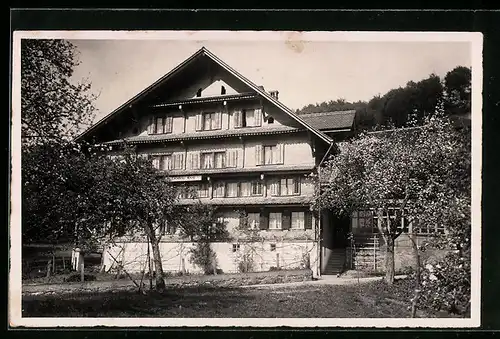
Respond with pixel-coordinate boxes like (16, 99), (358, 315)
(323, 249), (346, 275)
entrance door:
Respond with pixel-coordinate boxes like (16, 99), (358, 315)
(332, 214), (350, 248)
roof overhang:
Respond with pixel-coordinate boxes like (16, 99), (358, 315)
(75, 47), (333, 146)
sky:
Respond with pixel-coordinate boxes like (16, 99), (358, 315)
(70, 36), (472, 123)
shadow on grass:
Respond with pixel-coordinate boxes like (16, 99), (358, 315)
(22, 286), (251, 318)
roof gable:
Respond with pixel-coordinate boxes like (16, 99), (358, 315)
(75, 47), (332, 144)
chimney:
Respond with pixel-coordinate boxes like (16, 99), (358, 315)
(269, 90), (279, 100)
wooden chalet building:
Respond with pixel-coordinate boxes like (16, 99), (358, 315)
(76, 47), (425, 277)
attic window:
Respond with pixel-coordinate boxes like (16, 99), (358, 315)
(221, 86), (226, 95)
(196, 88), (202, 97)
(267, 116), (275, 124)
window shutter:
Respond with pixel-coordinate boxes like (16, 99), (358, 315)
(195, 113), (203, 131)
(194, 152), (200, 169)
(282, 210), (291, 230)
(275, 144), (284, 164)
(215, 112), (222, 129)
(188, 153), (194, 169)
(255, 145), (263, 166)
(259, 210), (269, 230)
(165, 116), (173, 133)
(254, 108), (262, 127)
(180, 153), (185, 169)
(148, 117), (155, 134)
(304, 210), (313, 230)
(234, 110), (242, 128)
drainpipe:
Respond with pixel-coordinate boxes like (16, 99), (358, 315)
(314, 141), (336, 278)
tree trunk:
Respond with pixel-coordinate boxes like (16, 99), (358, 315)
(150, 238), (165, 290)
(385, 237), (395, 285)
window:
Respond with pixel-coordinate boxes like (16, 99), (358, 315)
(171, 153), (185, 170)
(161, 220), (176, 235)
(270, 244), (276, 251)
(232, 244), (240, 252)
(152, 154), (172, 171)
(213, 182), (225, 198)
(188, 152), (200, 170)
(269, 212), (282, 230)
(291, 212), (305, 230)
(148, 115), (173, 134)
(214, 152), (225, 168)
(226, 182), (239, 198)
(373, 208), (409, 234)
(351, 210), (376, 234)
(256, 144), (284, 166)
(234, 108), (262, 128)
(197, 183), (209, 198)
(280, 178), (300, 196)
(251, 181), (263, 196)
(270, 177), (300, 196)
(267, 116), (274, 124)
(201, 151), (226, 169)
(240, 182), (251, 197)
(247, 212), (260, 229)
(197, 112), (222, 131)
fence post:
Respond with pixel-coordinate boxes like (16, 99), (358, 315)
(276, 253), (280, 270)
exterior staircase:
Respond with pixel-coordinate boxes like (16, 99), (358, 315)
(323, 248), (346, 275)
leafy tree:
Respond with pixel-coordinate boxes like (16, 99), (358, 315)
(22, 142), (179, 290)
(173, 202), (229, 274)
(21, 39), (97, 144)
(443, 66), (472, 116)
(96, 147), (178, 289)
(314, 110), (470, 290)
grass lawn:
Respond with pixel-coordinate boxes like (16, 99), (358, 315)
(22, 279), (456, 318)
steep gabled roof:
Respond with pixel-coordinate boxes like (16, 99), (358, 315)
(75, 47), (333, 144)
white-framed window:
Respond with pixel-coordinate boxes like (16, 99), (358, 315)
(152, 154), (172, 171)
(213, 182), (225, 198)
(201, 151), (226, 169)
(251, 181), (263, 196)
(240, 182), (251, 197)
(373, 208), (409, 234)
(256, 144), (284, 166)
(232, 243), (240, 252)
(197, 183), (209, 198)
(234, 108), (262, 128)
(148, 115), (173, 134)
(200, 112), (222, 131)
(291, 211), (305, 230)
(280, 178), (300, 196)
(247, 212), (260, 229)
(269, 212), (282, 230)
(270, 177), (300, 196)
(214, 152), (225, 168)
(225, 182), (239, 198)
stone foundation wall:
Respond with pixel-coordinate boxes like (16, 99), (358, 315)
(102, 241), (320, 277)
